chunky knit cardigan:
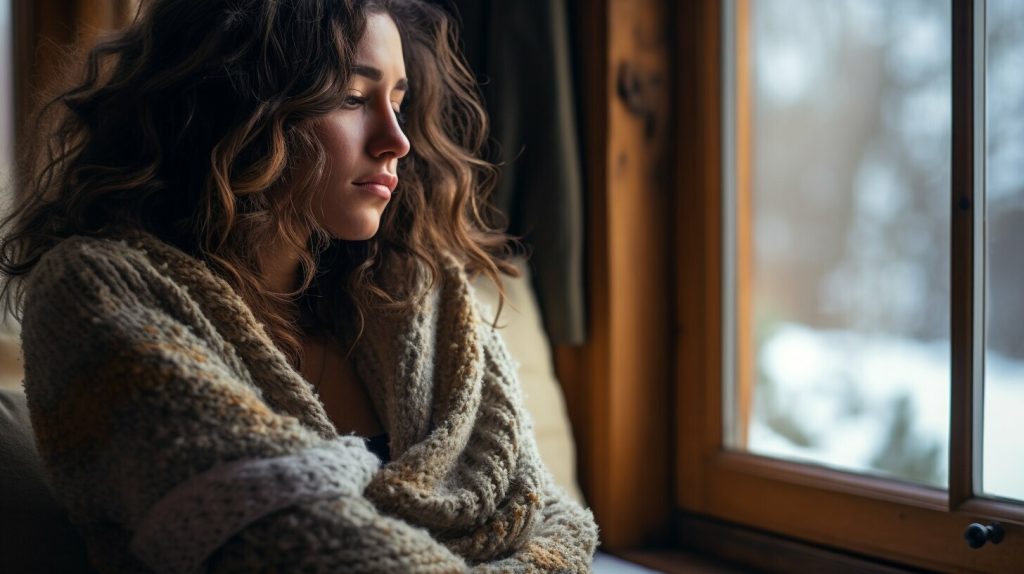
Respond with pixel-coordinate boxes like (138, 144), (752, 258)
(20, 232), (598, 573)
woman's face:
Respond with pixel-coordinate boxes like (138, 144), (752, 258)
(311, 13), (410, 240)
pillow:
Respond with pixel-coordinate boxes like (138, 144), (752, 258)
(471, 257), (587, 506)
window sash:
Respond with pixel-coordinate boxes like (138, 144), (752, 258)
(675, 0), (1024, 570)
(949, 0), (987, 512)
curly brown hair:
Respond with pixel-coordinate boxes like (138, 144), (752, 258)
(0, 0), (519, 367)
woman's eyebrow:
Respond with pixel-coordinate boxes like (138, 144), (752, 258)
(353, 65), (408, 91)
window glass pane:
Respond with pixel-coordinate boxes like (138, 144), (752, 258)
(0, 0), (15, 340)
(983, 0), (1024, 502)
(0, 0), (10, 193)
(728, 0), (951, 488)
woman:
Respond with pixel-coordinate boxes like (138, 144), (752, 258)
(0, 0), (599, 572)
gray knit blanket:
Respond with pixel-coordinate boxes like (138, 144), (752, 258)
(20, 232), (598, 573)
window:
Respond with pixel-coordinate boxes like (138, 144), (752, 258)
(983, 0), (1024, 504)
(725, 0), (953, 490)
(676, 0), (1023, 570)
(0, 0), (14, 338)
(1, 0), (11, 197)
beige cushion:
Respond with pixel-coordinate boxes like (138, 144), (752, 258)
(471, 257), (586, 506)
(0, 330), (24, 391)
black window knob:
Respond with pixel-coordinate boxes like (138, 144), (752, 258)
(964, 522), (1004, 549)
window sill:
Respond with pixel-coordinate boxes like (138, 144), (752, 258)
(661, 513), (926, 574)
(608, 549), (747, 574)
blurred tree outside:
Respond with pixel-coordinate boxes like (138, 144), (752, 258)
(743, 0), (1023, 499)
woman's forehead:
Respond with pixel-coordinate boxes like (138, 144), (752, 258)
(352, 14), (406, 82)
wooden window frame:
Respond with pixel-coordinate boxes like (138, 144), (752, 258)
(674, 0), (1023, 571)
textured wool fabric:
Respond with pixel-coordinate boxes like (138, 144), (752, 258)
(132, 437), (382, 573)
(20, 231), (599, 573)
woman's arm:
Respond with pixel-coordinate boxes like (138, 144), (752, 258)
(465, 326), (601, 574)
(22, 238), (468, 573)
(471, 468), (599, 573)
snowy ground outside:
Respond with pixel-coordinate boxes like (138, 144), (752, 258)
(747, 322), (1024, 500)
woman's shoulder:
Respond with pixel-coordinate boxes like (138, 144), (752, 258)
(31, 231), (196, 290)
(37, 229), (181, 269)
(36, 231), (141, 271)
(30, 234), (138, 293)
(23, 231), (204, 324)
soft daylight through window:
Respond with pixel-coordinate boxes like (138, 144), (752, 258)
(729, 0), (954, 488)
(984, 0), (1024, 503)
(0, 0), (11, 194)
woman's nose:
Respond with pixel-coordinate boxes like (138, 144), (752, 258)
(368, 106), (411, 160)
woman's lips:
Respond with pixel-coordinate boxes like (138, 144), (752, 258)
(354, 182), (393, 199)
(353, 173), (398, 200)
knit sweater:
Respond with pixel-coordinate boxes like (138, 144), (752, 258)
(20, 231), (598, 573)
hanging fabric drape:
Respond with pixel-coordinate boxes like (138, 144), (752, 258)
(443, 0), (587, 345)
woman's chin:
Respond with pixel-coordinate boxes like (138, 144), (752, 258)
(326, 220), (381, 242)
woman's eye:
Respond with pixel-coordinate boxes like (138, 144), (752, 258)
(393, 108), (407, 125)
(343, 95), (366, 108)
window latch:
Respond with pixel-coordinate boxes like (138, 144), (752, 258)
(964, 522), (1004, 549)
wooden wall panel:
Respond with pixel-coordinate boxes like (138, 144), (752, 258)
(674, 0), (722, 516)
(556, 0), (674, 551)
(603, 0), (673, 549)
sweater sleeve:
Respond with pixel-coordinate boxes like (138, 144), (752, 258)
(467, 325), (600, 574)
(21, 238), (468, 574)
(472, 472), (599, 573)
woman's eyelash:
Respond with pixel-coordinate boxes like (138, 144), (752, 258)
(342, 95), (407, 125)
(343, 95), (367, 107)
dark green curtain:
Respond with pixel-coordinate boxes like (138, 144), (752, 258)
(437, 0), (586, 345)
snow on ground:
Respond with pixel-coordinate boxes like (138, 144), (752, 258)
(982, 353), (1024, 500)
(748, 322), (1023, 499)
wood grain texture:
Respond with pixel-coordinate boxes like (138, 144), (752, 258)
(697, 455), (1024, 573)
(673, 513), (927, 574)
(733, 0), (754, 452)
(602, 0), (673, 549)
(674, 0), (723, 515)
(948, 0), (978, 515)
(555, 0), (674, 551)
